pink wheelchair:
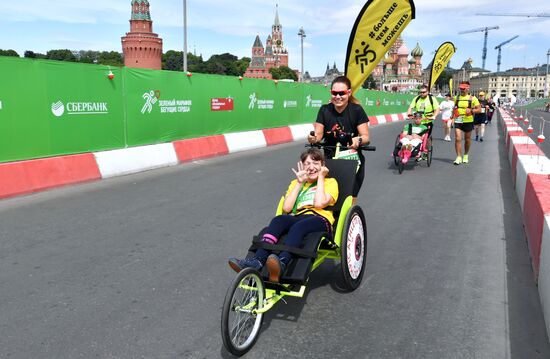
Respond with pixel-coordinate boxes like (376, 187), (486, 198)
(392, 122), (433, 174)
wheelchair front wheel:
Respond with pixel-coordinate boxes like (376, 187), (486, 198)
(341, 206), (367, 290)
(221, 268), (265, 356)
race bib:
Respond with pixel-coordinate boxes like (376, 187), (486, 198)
(481, 108), (485, 113)
(334, 149), (361, 172)
(295, 186), (315, 209)
(454, 116), (463, 124)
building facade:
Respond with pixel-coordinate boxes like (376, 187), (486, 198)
(244, 6), (289, 79)
(372, 37), (424, 92)
(450, 58), (490, 92)
(121, 0), (163, 70)
(305, 62), (343, 84)
(469, 65), (550, 99)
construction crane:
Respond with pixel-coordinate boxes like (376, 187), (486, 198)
(476, 12), (550, 18)
(494, 35), (519, 72)
(458, 26), (499, 70)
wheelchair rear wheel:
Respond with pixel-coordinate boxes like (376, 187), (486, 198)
(221, 268), (264, 356)
(341, 206), (367, 290)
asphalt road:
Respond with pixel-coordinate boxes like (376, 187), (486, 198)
(1, 114), (549, 359)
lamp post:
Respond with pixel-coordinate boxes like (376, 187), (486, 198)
(536, 64), (539, 98)
(545, 49), (550, 98)
(297, 27), (306, 82)
(183, 0), (188, 72)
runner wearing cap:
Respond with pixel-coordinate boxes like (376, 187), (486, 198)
(452, 81), (481, 165)
(474, 91), (489, 142)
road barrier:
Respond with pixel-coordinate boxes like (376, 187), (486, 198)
(499, 108), (550, 341)
(0, 112), (408, 199)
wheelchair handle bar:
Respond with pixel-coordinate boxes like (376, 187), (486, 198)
(307, 131), (376, 151)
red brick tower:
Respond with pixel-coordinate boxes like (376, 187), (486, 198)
(121, 0), (163, 70)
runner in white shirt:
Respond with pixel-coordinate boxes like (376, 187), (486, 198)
(439, 93), (454, 141)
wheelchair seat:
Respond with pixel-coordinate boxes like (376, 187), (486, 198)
(246, 158), (358, 285)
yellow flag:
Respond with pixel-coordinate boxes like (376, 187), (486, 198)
(428, 42), (456, 91)
(345, 0), (416, 94)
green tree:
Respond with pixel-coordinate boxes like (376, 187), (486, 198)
(188, 53), (205, 73)
(97, 51), (123, 66)
(269, 66), (298, 81)
(24, 51), (47, 59)
(162, 50), (183, 71)
(203, 53), (239, 75)
(0, 49), (19, 57)
(77, 50), (99, 64)
(235, 57), (250, 75)
(362, 74), (376, 89)
(46, 49), (77, 62)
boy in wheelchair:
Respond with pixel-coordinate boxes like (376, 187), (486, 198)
(394, 112), (429, 164)
(228, 148), (339, 283)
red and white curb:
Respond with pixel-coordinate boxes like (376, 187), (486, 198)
(499, 108), (550, 340)
(0, 113), (407, 199)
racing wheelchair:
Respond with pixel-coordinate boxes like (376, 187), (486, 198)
(392, 112), (433, 174)
(221, 139), (376, 356)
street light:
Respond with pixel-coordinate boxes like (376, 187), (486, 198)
(536, 63), (539, 98)
(545, 49), (550, 98)
(183, 0), (188, 72)
(297, 27), (306, 82)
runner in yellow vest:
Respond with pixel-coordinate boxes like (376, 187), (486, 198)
(452, 81), (481, 165)
(407, 84), (440, 158)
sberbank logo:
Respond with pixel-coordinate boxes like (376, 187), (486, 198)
(51, 101), (65, 117)
(51, 100), (108, 117)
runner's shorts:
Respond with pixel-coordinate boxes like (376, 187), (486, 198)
(473, 114), (487, 125)
(455, 122), (474, 133)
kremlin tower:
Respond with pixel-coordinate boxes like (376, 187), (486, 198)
(244, 5), (289, 79)
(121, 0), (163, 70)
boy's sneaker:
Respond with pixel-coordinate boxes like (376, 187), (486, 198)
(453, 156), (462, 165)
(228, 257), (262, 273)
(462, 154), (469, 164)
(266, 254), (286, 283)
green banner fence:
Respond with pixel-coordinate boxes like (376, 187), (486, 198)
(0, 56), (413, 163)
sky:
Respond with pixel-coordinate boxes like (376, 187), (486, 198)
(0, 0), (549, 77)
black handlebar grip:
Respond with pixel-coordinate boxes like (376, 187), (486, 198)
(309, 131), (315, 136)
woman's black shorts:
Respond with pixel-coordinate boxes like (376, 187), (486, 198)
(455, 122), (474, 133)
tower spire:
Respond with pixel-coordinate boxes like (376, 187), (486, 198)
(274, 4), (281, 26)
(131, 0), (151, 21)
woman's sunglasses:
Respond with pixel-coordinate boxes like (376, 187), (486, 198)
(330, 90), (349, 97)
